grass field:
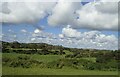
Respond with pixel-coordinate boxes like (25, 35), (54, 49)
(0, 56), (1, 76)
(2, 66), (118, 75)
(2, 53), (64, 63)
(2, 53), (119, 75)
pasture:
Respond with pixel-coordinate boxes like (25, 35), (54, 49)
(2, 53), (118, 75)
(3, 66), (118, 75)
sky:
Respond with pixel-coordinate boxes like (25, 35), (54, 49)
(0, 0), (119, 50)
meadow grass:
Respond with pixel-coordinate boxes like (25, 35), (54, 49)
(2, 53), (119, 75)
(0, 52), (2, 76)
(2, 66), (118, 75)
(80, 57), (96, 62)
(2, 53), (64, 63)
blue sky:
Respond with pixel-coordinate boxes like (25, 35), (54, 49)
(2, 21), (118, 37)
(1, 1), (118, 50)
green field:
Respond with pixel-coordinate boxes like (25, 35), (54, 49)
(2, 53), (118, 75)
(2, 66), (118, 75)
(2, 53), (64, 63)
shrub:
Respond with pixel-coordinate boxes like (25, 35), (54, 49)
(17, 55), (30, 60)
(3, 55), (43, 68)
(46, 60), (60, 69)
(65, 54), (74, 58)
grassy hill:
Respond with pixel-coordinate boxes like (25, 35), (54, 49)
(1, 41), (120, 75)
(2, 53), (118, 75)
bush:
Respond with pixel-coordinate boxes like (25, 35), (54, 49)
(81, 60), (118, 71)
(2, 58), (12, 66)
(3, 55), (43, 68)
(18, 55), (30, 60)
(2, 49), (11, 53)
(65, 54), (74, 58)
(46, 60), (60, 69)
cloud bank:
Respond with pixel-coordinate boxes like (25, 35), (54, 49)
(32, 26), (118, 50)
(2, 25), (118, 50)
(48, 1), (118, 30)
(0, 1), (118, 31)
(0, 2), (56, 23)
(1, 0), (118, 50)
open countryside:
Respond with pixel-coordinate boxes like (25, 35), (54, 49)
(2, 41), (119, 75)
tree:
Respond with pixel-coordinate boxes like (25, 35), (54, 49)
(29, 43), (37, 52)
(11, 41), (20, 48)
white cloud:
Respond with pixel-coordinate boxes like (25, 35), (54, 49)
(1, 0), (119, 2)
(48, 1), (118, 31)
(1, 0), (118, 50)
(1, 1), (118, 31)
(58, 25), (118, 50)
(59, 25), (81, 38)
(2, 26), (118, 50)
(21, 29), (27, 33)
(34, 29), (41, 33)
(29, 25), (118, 50)
(48, 1), (81, 26)
(2, 33), (17, 42)
(0, 2), (56, 23)
(98, 0), (120, 2)
(95, 2), (118, 14)
(31, 38), (36, 41)
(8, 29), (12, 32)
(76, 2), (118, 30)
(59, 34), (64, 38)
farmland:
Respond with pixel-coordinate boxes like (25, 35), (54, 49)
(3, 66), (118, 75)
(2, 53), (118, 75)
(1, 41), (120, 75)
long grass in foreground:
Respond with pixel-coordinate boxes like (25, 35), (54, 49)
(2, 66), (118, 75)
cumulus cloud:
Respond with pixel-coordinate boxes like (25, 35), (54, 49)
(58, 25), (118, 50)
(47, 1), (118, 31)
(76, 2), (118, 30)
(34, 29), (41, 33)
(21, 29), (27, 33)
(1, 0), (119, 2)
(1, 1), (118, 31)
(2, 27), (118, 50)
(0, 2), (56, 23)
(12, 25), (116, 50)
(48, 1), (81, 26)
(95, 2), (118, 14)
(0, 2), (11, 14)
(59, 34), (64, 38)
(59, 25), (81, 38)
(2, 32), (17, 42)
(31, 38), (36, 41)
(99, 0), (120, 2)
(1, 0), (118, 50)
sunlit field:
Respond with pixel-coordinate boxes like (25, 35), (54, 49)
(2, 53), (119, 75)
